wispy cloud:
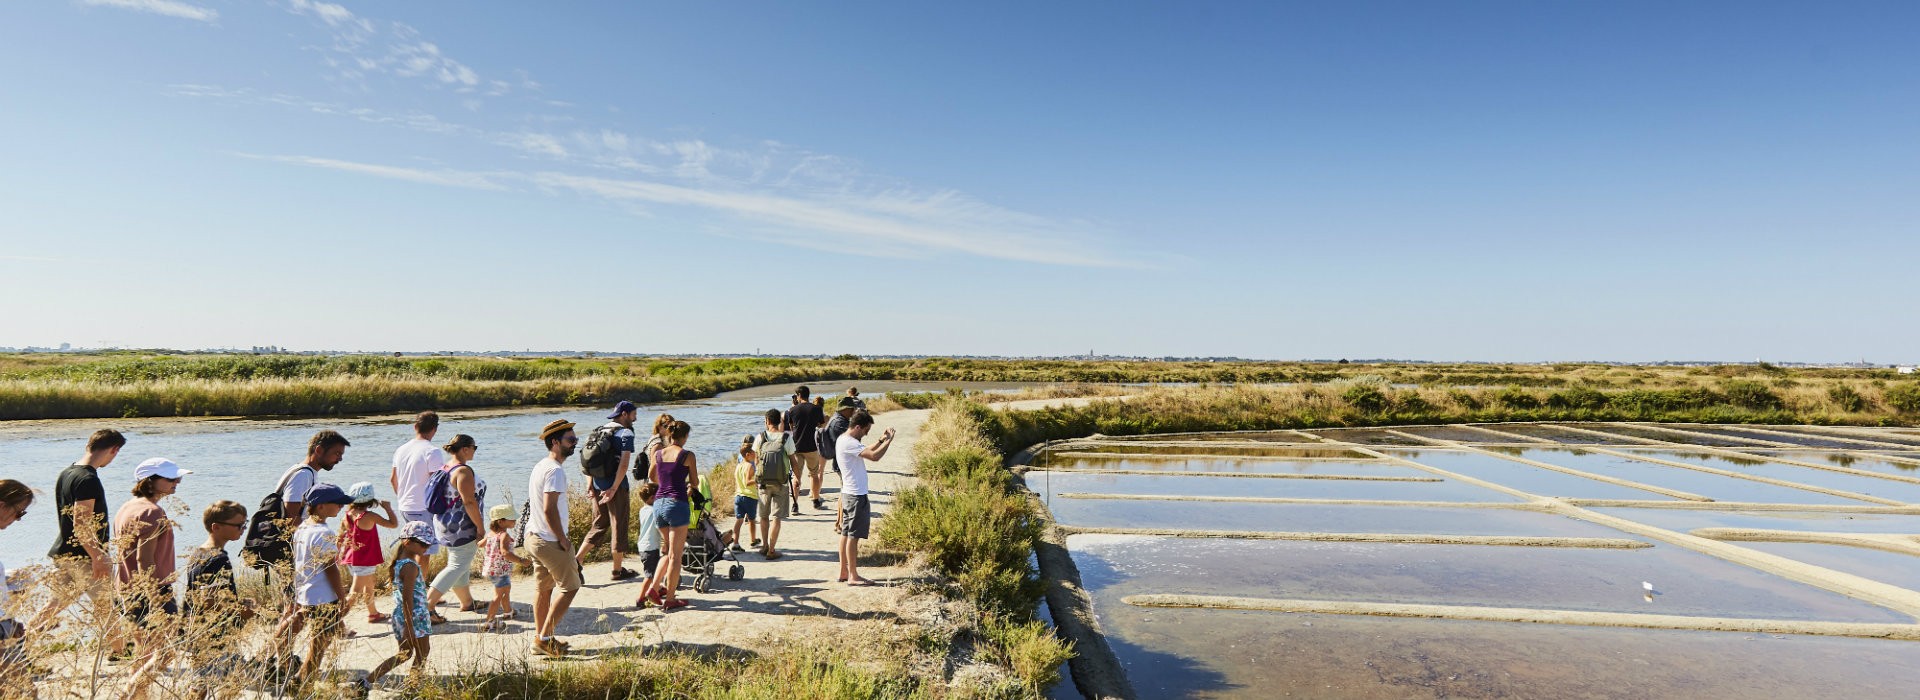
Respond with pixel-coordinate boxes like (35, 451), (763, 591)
(254, 154), (1131, 267)
(78, 0), (217, 22)
(236, 154), (509, 191)
(280, 1), (491, 93)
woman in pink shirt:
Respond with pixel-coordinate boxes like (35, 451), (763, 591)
(115, 457), (191, 700)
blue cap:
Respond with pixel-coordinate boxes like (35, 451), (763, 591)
(306, 482), (355, 506)
(608, 400), (638, 418)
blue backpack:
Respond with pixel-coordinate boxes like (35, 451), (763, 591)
(428, 465), (485, 547)
(425, 466), (456, 515)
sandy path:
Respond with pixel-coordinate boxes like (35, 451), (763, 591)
(330, 408), (936, 682)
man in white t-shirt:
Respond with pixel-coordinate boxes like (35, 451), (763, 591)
(834, 410), (893, 586)
(390, 411), (445, 567)
(527, 419), (581, 657)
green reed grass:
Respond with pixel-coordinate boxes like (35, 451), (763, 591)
(877, 399), (1073, 692)
(25, 352), (1913, 420)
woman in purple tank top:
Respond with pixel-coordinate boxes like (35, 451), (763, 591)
(639, 419), (698, 609)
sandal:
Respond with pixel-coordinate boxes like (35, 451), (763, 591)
(367, 612), (391, 623)
(429, 612), (448, 625)
(610, 567), (639, 581)
(465, 600), (490, 613)
(662, 599), (690, 610)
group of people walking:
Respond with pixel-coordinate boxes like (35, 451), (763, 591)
(0, 384), (894, 694)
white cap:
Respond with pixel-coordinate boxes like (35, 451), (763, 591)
(132, 458), (193, 482)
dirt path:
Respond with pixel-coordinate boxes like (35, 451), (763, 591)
(332, 408), (937, 685)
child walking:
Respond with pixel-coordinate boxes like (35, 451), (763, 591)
(480, 503), (529, 632)
(730, 435), (759, 553)
(362, 521), (437, 695)
(630, 482), (661, 609)
(340, 482), (398, 623)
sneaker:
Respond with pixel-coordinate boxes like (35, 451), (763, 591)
(533, 638), (563, 657)
(750, 539), (762, 548)
(610, 567), (639, 581)
(813, 498), (825, 510)
(728, 543), (745, 553)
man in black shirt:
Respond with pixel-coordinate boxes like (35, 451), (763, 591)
(825, 397), (858, 475)
(782, 386), (829, 511)
(44, 429), (125, 633)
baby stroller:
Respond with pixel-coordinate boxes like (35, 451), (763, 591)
(683, 487), (744, 593)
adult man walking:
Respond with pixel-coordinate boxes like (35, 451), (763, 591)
(44, 429), (125, 627)
(578, 401), (638, 582)
(782, 385), (829, 511)
(752, 410), (795, 559)
(527, 419), (582, 657)
(391, 411), (444, 570)
(835, 410), (893, 586)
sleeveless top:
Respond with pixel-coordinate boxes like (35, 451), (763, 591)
(341, 510), (384, 567)
(391, 559), (432, 640)
(653, 447), (690, 500)
(434, 464), (487, 548)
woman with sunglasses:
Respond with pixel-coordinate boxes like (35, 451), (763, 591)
(115, 458), (192, 700)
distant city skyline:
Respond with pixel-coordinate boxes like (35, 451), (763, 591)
(3, 2), (1917, 362)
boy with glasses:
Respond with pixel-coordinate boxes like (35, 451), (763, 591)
(183, 500), (255, 685)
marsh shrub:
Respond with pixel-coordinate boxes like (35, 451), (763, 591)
(1341, 385), (1389, 414)
(1721, 381), (1784, 411)
(1547, 387), (1608, 411)
(1447, 389), (1484, 410)
(1886, 384), (1920, 414)
(1389, 390), (1433, 415)
(1494, 386), (1540, 410)
(1828, 385), (1869, 412)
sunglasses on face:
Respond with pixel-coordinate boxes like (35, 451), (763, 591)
(218, 520), (246, 530)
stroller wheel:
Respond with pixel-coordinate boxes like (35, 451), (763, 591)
(695, 573), (712, 594)
(728, 564), (744, 581)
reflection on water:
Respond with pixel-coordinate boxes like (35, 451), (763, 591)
(1390, 449), (1681, 501)
(1069, 535), (1908, 622)
(1099, 606), (1920, 699)
(1046, 425), (1920, 698)
(1038, 471), (1519, 503)
(1047, 499), (1624, 537)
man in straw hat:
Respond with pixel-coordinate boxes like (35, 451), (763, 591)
(526, 419), (581, 656)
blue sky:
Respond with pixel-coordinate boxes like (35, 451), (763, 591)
(2, 1), (1916, 361)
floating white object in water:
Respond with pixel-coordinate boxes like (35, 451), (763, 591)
(1643, 581), (1654, 591)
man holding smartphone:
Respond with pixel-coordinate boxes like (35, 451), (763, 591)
(833, 410), (892, 586)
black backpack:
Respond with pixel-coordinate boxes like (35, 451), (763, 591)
(241, 465), (312, 570)
(579, 422), (625, 483)
(631, 436), (663, 483)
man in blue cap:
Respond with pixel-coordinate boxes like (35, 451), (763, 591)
(577, 400), (639, 581)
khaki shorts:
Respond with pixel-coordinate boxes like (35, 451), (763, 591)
(801, 452), (825, 478)
(529, 537), (582, 593)
(757, 482), (790, 520)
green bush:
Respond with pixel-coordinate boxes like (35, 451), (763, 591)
(1721, 381), (1784, 411)
(1340, 385), (1388, 414)
(1494, 386), (1540, 410)
(1828, 385), (1869, 412)
(1887, 384), (1920, 414)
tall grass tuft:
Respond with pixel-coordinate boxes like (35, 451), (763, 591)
(877, 398), (1072, 692)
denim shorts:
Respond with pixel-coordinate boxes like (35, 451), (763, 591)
(653, 496), (691, 528)
(733, 495), (758, 521)
(488, 574), (511, 589)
